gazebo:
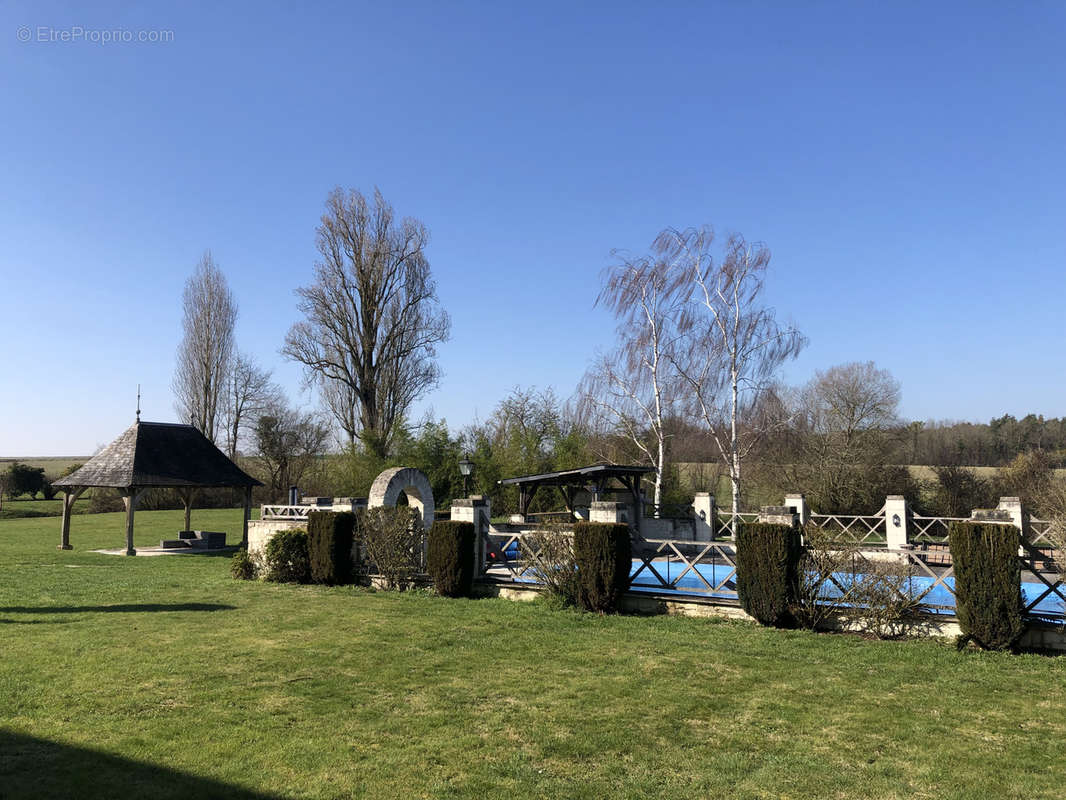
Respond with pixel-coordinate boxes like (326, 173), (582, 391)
(53, 420), (262, 555)
(498, 464), (655, 520)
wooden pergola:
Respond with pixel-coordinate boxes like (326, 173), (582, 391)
(498, 464), (655, 520)
(53, 420), (262, 555)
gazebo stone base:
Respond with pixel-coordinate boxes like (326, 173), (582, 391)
(57, 544), (73, 550)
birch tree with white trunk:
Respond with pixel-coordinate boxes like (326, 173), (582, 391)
(658, 227), (806, 525)
(579, 252), (684, 510)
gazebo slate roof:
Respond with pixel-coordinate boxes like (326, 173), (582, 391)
(53, 421), (262, 490)
(498, 464), (655, 487)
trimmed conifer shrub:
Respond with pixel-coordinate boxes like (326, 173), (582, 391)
(573, 522), (631, 613)
(736, 522), (801, 627)
(948, 521), (1025, 650)
(308, 511), (357, 585)
(427, 520), (477, 598)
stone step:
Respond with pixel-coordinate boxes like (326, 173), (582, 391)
(195, 531), (227, 549)
(160, 539), (192, 549)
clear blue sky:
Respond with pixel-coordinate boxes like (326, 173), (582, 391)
(2, 1), (1063, 456)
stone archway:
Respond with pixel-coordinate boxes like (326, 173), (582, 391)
(367, 467), (435, 532)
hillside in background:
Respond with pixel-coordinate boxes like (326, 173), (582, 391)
(0, 457), (88, 476)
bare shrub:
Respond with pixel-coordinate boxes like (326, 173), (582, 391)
(841, 555), (926, 639)
(792, 526), (858, 630)
(794, 527), (927, 638)
(523, 523), (580, 606)
(360, 506), (421, 590)
(1039, 478), (1066, 551)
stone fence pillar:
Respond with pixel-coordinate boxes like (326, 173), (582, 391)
(451, 495), (491, 575)
(691, 492), (716, 542)
(784, 494), (810, 527)
(758, 506), (799, 528)
(884, 495), (910, 549)
(590, 501), (628, 525)
(996, 497), (1030, 539)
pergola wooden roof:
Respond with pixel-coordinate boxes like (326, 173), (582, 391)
(498, 464), (655, 519)
(53, 420), (262, 555)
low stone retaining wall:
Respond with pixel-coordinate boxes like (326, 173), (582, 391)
(247, 519), (305, 557)
(472, 579), (1066, 651)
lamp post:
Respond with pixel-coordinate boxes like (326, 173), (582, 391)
(458, 455), (473, 497)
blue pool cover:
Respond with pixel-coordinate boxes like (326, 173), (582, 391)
(493, 541), (1064, 619)
(626, 560), (1064, 620)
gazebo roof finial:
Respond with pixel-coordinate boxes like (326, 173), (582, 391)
(136, 384), (141, 423)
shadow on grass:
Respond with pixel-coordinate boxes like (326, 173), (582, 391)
(0, 729), (286, 799)
(0, 603), (236, 614)
(0, 618), (70, 625)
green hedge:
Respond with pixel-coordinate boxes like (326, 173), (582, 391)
(573, 522), (631, 613)
(736, 522), (801, 627)
(308, 511), (357, 585)
(948, 521), (1025, 650)
(427, 520), (477, 598)
(230, 548), (255, 581)
(264, 529), (310, 584)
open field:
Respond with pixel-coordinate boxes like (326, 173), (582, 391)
(2, 510), (1066, 798)
(0, 457), (88, 476)
(675, 463), (1066, 509)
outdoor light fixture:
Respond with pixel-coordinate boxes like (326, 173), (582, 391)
(892, 513), (901, 527)
(458, 455), (473, 496)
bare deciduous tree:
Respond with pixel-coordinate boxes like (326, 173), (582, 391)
(253, 400), (330, 502)
(317, 374), (360, 448)
(786, 361), (902, 511)
(579, 254), (683, 508)
(173, 251), (237, 443)
(221, 351), (282, 459)
(283, 188), (451, 460)
(657, 227), (806, 523)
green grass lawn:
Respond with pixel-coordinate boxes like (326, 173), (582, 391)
(2, 510), (1066, 799)
(0, 496), (95, 520)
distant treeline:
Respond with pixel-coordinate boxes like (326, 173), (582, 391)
(903, 415), (1066, 468)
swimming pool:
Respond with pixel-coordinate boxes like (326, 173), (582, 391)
(489, 539), (1065, 620)
(626, 559), (1065, 620)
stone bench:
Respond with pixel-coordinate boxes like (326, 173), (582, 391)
(160, 531), (228, 550)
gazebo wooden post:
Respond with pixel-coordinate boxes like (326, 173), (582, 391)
(180, 488), (194, 533)
(560, 485), (575, 516)
(58, 487), (86, 550)
(242, 486), (252, 547)
(620, 474), (644, 535)
(122, 488), (144, 556)
(519, 484), (539, 521)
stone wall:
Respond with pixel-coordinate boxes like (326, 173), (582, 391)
(247, 519), (305, 558)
